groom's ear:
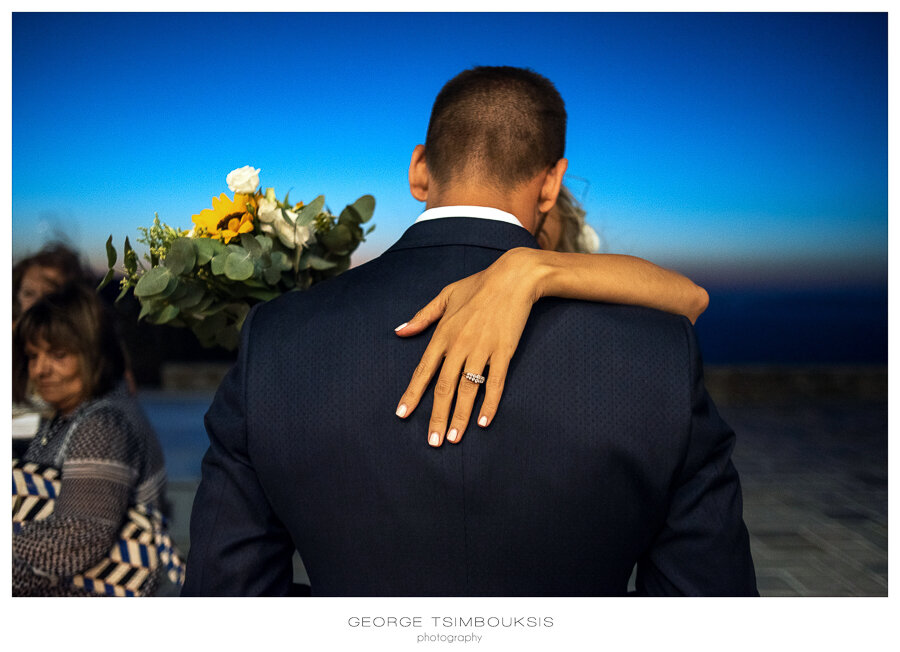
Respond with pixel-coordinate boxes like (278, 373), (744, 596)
(537, 158), (568, 214)
(408, 144), (430, 202)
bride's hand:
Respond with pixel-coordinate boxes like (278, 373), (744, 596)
(394, 246), (708, 448)
(394, 248), (539, 448)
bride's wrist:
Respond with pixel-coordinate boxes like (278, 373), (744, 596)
(503, 247), (552, 303)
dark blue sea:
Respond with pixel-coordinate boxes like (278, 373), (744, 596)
(694, 285), (888, 365)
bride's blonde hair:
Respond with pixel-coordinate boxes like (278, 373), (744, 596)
(545, 185), (599, 254)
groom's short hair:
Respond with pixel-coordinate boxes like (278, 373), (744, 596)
(425, 66), (566, 189)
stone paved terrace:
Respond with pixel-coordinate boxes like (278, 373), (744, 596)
(157, 365), (888, 597)
(721, 402), (887, 596)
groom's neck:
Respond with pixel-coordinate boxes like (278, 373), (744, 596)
(426, 182), (540, 233)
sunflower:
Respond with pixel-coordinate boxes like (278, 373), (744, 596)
(192, 193), (256, 243)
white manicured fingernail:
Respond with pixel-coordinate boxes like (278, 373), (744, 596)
(429, 432), (440, 446)
(478, 416), (488, 427)
(396, 404), (407, 418)
(394, 322), (408, 331)
(447, 428), (458, 443)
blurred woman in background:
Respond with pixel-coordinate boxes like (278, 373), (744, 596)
(12, 243), (89, 326)
(12, 284), (169, 596)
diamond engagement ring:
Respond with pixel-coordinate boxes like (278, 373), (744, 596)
(463, 371), (486, 384)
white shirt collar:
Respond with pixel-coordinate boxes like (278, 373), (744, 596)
(414, 205), (526, 229)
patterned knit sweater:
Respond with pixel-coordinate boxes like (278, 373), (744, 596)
(12, 386), (167, 596)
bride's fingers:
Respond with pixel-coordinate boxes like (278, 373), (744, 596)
(476, 354), (510, 429)
(445, 355), (489, 445)
(394, 287), (450, 337)
(396, 336), (445, 419)
(427, 353), (466, 448)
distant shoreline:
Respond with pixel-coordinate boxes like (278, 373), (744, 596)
(705, 364), (886, 406)
(154, 362), (887, 406)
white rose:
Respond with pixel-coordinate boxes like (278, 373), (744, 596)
(578, 223), (601, 253)
(263, 208), (296, 249)
(226, 166), (261, 194)
(295, 224), (312, 247)
(257, 196), (280, 224)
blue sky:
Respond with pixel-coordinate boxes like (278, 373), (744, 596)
(12, 12), (887, 289)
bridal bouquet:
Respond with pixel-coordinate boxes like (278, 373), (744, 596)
(100, 166), (375, 350)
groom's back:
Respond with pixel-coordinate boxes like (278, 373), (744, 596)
(231, 219), (753, 596)
(184, 65), (755, 597)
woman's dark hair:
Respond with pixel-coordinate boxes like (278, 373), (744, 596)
(425, 65), (567, 189)
(12, 243), (89, 321)
(13, 284), (125, 404)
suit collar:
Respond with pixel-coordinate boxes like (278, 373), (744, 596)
(385, 217), (541, 254)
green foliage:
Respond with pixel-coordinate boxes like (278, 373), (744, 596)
(164, 238), (197, 275)
(105, 235), (117, 267)
(224, 249), (255, 281)
(103, 188), (375, 351)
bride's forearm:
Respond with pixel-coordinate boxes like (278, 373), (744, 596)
(509, 247), (709, 324)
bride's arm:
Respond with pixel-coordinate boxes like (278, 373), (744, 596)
(394, 247), (708, 447)
(518, 248), (708, 324)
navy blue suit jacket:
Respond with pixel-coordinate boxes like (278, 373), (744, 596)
(183, 217), (757, 596)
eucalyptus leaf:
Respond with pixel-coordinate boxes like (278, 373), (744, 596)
(308, 255), (338, 270)
(160, 275), (180, 298)
(138, 297), (163, 321)
(195, 238), (226, 265)
(239, 278), (269, 288)
(365, 224), (376, 235)
(192, 294), (215, 314)
(165, 238), (197, 275)
(116, 283), (130, 303)
(339, 194), (375, 226)
(138, 302), (153, 321)
(134, 266), (172, 297)
(319, 223), (352, 253)
(105, 235), (117, 268)
(338, 204), (358, 226)
(152, 304), (181, 324)
(211, 252), (229, 275)
(297, 195), (325, 226)
(188, 298), (224, 320)
(98, 268), (115, 291)
(246, 286), (281, 301)
(352, 194), (375, 223)
(172, 282), (205, 309)
(263, 265), (282, 285)
(256, 234), (272, 254)
(240, 233), (262, 257)
(224, 251), (255, 280)
(270, 251), (292, 271)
